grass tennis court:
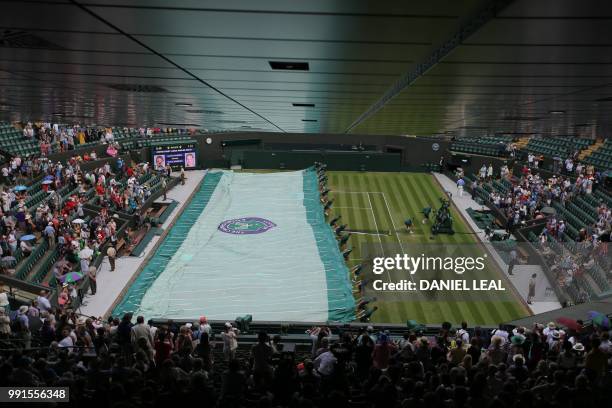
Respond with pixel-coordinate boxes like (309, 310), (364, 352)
(326, 171), (529, 326)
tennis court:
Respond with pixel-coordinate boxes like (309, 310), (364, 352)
(327, 171), (529, 325)
(114, 169), (528, 325)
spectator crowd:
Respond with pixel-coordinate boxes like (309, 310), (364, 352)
(0, 307), (610, 407)
(19, 122), (190, 156)
(0, 146), (175, 336)
(0, 127), (609, 406)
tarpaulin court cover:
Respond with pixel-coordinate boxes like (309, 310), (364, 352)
(114, 168), (355, 322)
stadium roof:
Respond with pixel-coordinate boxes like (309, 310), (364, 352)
(1, 0), (611, 137)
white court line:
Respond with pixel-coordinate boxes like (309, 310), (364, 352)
(380, 192), (405, 254)
(347, 231), (390, 236)
(365, 192), (384, 255)
(332, 190), (382, 194)
(366, 192), (391, 283)
(333, 190), (392, 282)
(379, 191), (418, 287)
(334, 190), (420, 287)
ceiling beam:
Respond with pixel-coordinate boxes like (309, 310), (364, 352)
(68, 0), (286, 132)
(344, 0), (516, 134)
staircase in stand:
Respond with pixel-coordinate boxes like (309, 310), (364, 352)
(578, 138), (604, 160)
(25, 247), (56, 287)
(514, 136), (531, 149)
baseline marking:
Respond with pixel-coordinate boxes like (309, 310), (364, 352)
(346, 230), (390, 236)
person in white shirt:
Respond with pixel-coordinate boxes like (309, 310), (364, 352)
(512, 327), (527, 343)
(1, 191), (10, 213)
(20, 239), (33, 256)
(457, 321), (470, 344)
(456, 178), (465, 197)
(0, 287), (9, 314)
(147, 319), (158, 340)
(37, 290), (52, 312)
(490, 325), (509, 344)
(58, 329), (74, 350)
(313, 349), (337, 376)
(575, 163), (583, 175)
(131, 316), (154, 350)
(69, 285), (78, 303)
(220, 322), (240, 361)
(543, 322), (557, 338)
(199, 316), (212, 336)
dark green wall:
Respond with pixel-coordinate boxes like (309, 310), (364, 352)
(195, 132), (450, 171)
(46, 132), (452, 172)
(242, 150), (402, 171)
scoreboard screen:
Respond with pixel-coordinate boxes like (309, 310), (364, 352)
(152, 143), (197, 170)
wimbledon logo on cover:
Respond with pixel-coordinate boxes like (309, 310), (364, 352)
(218, 217), (277, 235)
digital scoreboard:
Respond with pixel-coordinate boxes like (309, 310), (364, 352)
(151, 142), (197, 170)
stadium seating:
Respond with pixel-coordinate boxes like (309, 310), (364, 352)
(0, 122), (40, 156)
(582, 138), (612, 170)
(587, 262), (611, 293)
(527, 221), (610, 301)
(466, 207), (496, 229)
(463, 173), (510, 206)
(450, 135), (514, 157)
(0, 123), (189, 158)
(593, 187), (612, 207)
(528, 233), (583, 299)
(14, 240), (49, 281)
(134, 136), (195, 148)
(523, 136), (595, 160)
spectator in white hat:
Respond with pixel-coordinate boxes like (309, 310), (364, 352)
(220, 322), (240, 361)
(0, 286), (10, 314)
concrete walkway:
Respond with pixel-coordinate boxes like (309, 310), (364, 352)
(432, 173), (562, 315)
(79, 170), (206, 318)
